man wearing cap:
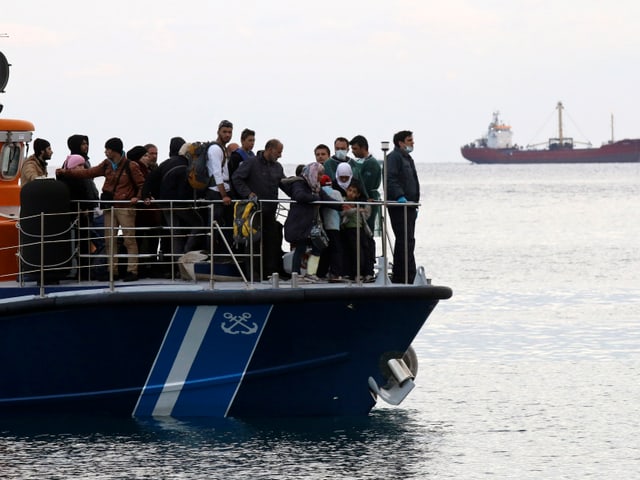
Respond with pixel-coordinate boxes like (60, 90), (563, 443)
(206, 120), (234, 249)
(56, 137), (146, 281)
(21, 138), (52, 185)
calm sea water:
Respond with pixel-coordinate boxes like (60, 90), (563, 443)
(2, 163), (639, 479)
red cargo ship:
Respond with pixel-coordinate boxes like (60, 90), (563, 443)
(461, 102), (640, 164)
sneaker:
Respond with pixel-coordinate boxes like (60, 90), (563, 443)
(123, 272), (138, 282)
(363, 275), (375, 283)
(307, 274), (326, 283)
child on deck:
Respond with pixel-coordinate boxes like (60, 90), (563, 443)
(340, 180), (374, 281)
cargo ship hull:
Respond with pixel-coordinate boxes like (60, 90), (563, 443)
(461, 139), (640, 164)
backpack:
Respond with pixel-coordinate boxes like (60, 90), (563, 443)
(183, 141), (226, 191)
(233, 199), (260, 247)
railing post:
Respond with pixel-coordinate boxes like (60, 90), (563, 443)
(39, 212), (44, 297)
(380, 141), (390, 285)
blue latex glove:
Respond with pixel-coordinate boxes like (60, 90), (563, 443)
(397, 196), (407, 203)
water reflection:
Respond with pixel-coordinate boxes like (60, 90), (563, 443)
(0, 410), (446, 479)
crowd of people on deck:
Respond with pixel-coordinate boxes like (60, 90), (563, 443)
(21, 121), (420, 284)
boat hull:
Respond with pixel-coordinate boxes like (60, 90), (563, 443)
(461, 139), (640, 164)
(0, 284), (450, 417)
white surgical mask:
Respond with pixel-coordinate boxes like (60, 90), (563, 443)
(404, 145), (414, 153)
(335, 149), (348, 160)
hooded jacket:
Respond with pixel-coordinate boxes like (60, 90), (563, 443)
(67, 135), (90, 163)
(67, 134), (100, 201)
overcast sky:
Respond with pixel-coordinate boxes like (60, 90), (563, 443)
(2, 0), (640, 168)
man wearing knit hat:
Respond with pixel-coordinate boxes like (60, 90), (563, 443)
(127, 145), (159, 278)
(56, 137), (145, 281)
(21, 138), (52, 185)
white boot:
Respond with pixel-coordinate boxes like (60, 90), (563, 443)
(306, 255), (320, 276)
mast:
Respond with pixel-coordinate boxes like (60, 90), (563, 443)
(610, 113), (614, 143)
(557, 101), (564, 144)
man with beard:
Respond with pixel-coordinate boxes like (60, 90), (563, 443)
(21, 138), (52, 184)
(206, 120), (234, 250)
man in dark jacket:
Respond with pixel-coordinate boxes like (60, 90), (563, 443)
(232, 139), (285, 280)
(386, 130), (420, 283)
(57, 137), (145, 282)
(142, 138), (203, 265)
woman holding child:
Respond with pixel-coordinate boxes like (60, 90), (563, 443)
(281, 162), (338, 279)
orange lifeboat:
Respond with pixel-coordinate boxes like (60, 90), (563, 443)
(0, 118), (35, 280)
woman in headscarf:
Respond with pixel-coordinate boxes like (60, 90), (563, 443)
(281, 162), (338, 279)
(333, 162), (353, 199)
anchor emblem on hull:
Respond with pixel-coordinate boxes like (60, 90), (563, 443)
(221, 312), (258, 335)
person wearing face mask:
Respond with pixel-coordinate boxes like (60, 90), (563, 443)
(323, 136), (358, 181)
(386, 130), (419, 284)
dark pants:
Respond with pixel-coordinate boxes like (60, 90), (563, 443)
(317, 229), (343, 278)
(291, 239), (310, 274)
(261, 216), (283, 279)
(388, 205), (417, 283)
(205, 190), (234, 254)
(342, 227), (374, 278)
(162, 207), (204, 258)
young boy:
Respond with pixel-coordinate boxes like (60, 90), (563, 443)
(340, 180), (374, 281)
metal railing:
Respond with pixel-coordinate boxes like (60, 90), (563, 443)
(1, 196), (420, 292)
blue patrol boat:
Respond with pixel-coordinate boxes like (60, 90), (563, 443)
(0, 53), (451, 418)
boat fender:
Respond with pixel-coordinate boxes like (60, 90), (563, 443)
(369, 345), (419, 406)
(19, 179), (73, 282)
